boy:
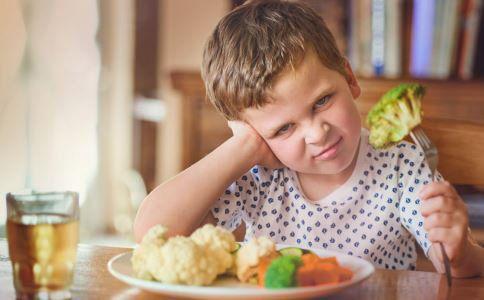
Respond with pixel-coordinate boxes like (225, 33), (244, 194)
(134, 0), (482, 276)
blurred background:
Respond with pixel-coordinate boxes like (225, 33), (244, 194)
(1, 0), (483, 248)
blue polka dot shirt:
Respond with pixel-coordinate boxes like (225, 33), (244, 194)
(211, 129), (440, 270)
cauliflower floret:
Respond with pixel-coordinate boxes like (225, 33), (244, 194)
(190, 223), (237, 253)
(150, 236), (223, 286)
(190, 224), (236, 274)
(131, 225), (168, 280)
(131, 224), (237, 285)
(140, 225), (168, 245)
(235, 236), (278, 282)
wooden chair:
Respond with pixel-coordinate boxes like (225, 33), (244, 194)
(406, 118), (484, 271)
(419, 118), (484, 185)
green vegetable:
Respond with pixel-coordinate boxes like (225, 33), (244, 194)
(231, 243), (241, 254)
(278, 247), (314, 257)
(279, 247), (304, 257)
(366, 83), (425, 148)
(264, 255), (302, 289)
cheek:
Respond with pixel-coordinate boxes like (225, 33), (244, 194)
(332, 100), (361, 135)
(268, 139), (304, 164)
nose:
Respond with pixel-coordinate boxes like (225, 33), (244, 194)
(304, 122), (330, 145)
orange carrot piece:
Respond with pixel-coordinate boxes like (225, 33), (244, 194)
(297, 254), (353, 287)
(318, 256), (339, 265)
(337, 266), (354, 282)
(313, 262), (339, 285)
(296, 265), (316, 287)
(257, 256), (273, 287)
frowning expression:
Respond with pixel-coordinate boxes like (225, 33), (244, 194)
(243, 49), (362, 175)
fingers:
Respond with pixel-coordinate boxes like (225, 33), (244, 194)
(423, 212), (454, 230)
(419, 181), (456, 200)
(227, 120), (248, 133)
(427, 228), (458, 256)
(420, 195), (461, 217)
(419, 181), (471, 266)
(424, 212), (468, 263)
(227, 120), (261, 140)
(419, 181), (466, 217)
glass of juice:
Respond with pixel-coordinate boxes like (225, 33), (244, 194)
(6, 191), (79, 299)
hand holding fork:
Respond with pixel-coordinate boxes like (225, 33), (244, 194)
(411, 126), (471, 286)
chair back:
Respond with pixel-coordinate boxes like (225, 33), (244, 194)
(422, 118), (484, 185)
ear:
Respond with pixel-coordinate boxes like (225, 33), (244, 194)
(343, 59), (361, 100)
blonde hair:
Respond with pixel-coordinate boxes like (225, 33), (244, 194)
(201, 0), (348, 120)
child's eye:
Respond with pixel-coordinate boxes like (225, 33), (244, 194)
(314, 95), (331, 109)
(276, 123), (293, 136)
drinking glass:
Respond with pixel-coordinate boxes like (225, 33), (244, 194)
(6, 191), (79, 299)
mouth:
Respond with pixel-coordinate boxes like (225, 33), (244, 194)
(313, 137), (343, 160)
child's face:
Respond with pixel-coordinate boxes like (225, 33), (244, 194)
(243, 49), (362, 176)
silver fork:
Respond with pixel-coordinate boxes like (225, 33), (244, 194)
(410, 126), (452, 287)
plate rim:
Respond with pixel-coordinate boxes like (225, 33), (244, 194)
(107, 244), (375, 297)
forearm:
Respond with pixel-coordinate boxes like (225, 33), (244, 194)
(133, 136), (258, 242)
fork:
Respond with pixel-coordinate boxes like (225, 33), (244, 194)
(410, 126), (452, 287)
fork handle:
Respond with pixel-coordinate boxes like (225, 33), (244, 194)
(431, 174), (452, 286)
(439, 242), (452, 286)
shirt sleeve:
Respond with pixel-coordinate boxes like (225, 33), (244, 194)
(397, 143), (444, 257)
(210, 167), (260, 232)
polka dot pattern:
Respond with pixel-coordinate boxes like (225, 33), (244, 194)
(211, 129), (434, 270)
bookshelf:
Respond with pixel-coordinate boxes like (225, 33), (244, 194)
(299, 0), (484, 80)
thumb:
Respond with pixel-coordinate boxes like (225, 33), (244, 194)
(227, 120), (240, 134)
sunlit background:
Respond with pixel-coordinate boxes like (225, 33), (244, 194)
(1, 0), (483, 247)
(0, 0), (232, 246)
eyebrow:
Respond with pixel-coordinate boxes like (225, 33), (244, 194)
(266, 86), (333, 137)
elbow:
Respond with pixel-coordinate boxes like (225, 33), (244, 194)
(132, 213), (188, 243)
(132, 210), (150, 243)
(132, 195), (157, 243)
(133, 219), (145, 244)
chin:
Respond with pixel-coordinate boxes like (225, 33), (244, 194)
(305, 149), (357, 175)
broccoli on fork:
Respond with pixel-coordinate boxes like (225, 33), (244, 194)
(366, 83), (425, 148)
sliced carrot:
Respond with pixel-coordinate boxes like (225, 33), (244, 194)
(301, 253), (320, 265)
(296, 255), (353, 287)
(337, 266), (354, 282)
(257, 256), (274, 287)
(318, 256), (339, 265)
(296, 265), (316, 287)
(313, 262), (339, 285)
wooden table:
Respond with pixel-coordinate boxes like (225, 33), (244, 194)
(1, 239), (483, 299)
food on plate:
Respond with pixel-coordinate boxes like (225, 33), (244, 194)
(131, 224), (353, 288)
(190, 223), (237, 275)
(235, 236), (279, 282)
(131, 225), (168, 280)
(278, 246), (313, 257)
(258, 253), (353, 288)
(263, 255), (302, 288)
(367, 83), (425, 148)
(296, 254), (353, 287)
(131, 224), (236, 285)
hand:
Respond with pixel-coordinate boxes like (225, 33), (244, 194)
(420, 181), (470, 267)
(227, 120), (283, 169)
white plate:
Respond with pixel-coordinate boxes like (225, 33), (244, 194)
(108, 244), (375, 300)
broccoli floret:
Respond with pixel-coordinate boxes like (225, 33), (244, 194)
(264, 255), (302, 289)
(366, 83), (425, 148)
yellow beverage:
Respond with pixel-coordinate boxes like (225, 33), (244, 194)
(7, 213), (79, 294)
